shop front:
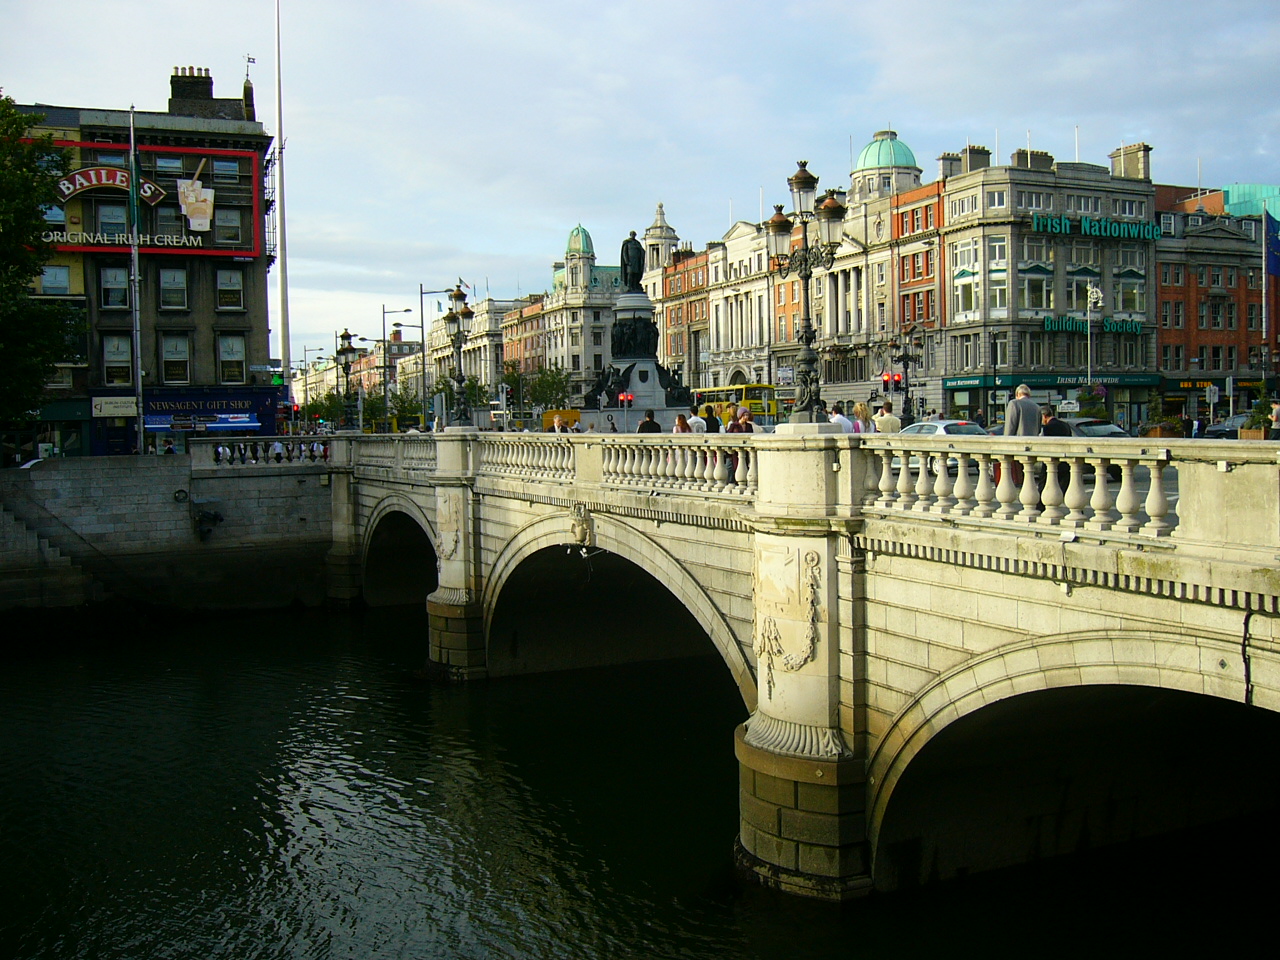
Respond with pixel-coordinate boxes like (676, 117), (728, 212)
(1161, 376), (1266, 423)
(141, 388), (277, 453)
(944, 373), (1161, 430)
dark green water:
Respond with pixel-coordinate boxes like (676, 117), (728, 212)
(1, 607), (1275, 959)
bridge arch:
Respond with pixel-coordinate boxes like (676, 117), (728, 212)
(360, 493), (439, 607)
(483, 510), (757, 710)
(867, 628), (1270, 884)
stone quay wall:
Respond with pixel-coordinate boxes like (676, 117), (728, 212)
(0, 454), (334, 609)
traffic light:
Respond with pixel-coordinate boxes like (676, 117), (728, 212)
(881, 372), (891, 392)
(619, 392), (634, 405)
(292, 403), (299, 414)
(892, 372), (903, 390)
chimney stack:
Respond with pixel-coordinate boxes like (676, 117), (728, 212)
(1109, 143), (1153, 180)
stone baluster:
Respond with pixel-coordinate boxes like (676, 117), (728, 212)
(1113, 459), (1142, 533)
(734, 443), (750, 490)
(994, 455), (1020, 519)
(894, 446), (917, 508)
(1062, 459), (1089, 527)
(876, 450), (896, 506)
(712, 447), (729, 490)
(745, 446), (759, 494)
(1017, 456), (1041, 522)
(931, 451), (955, 514)
(971, 454), (996, 518)
(951, 453), (974, 515)
(912, 446), (933, 511)
(1142, 459), (1172, 537)
(1085, 460), (1116, 530)
(1038, 458), (1067, 524)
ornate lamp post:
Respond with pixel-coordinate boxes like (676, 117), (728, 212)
(443, 284), (473, 426)
(766, 161), (845, 422)
(890, 335), (924, 423)
(336, 328), (358, 428)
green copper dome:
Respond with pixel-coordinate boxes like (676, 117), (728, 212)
(566, 223), (594, 256)
(854, 130), (917, 171)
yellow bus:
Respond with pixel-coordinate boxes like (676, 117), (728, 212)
(692, 384), (779, 428)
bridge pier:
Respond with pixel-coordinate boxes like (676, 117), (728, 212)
(325, 439), (363, 605)
(735, 431), (873, 899)
(427, 429), (487, 680)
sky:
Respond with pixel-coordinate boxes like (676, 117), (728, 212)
(4, 0), (1279, 366)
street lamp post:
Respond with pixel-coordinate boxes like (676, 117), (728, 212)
(380, 306), (412, 431)
(443, 284), (473, 427)
(415, 286), (452, 428)
(765, 161), (846, 423)
(1086, 280), (1104, 386)
(336, 328), (358, 429)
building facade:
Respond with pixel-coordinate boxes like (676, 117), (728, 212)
(21, 67), (276, 455)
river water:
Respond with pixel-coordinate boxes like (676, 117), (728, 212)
(2, 606), (1275, 959)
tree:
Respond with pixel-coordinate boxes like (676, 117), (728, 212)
(529, 364), (572, 410)
(390, 383), (421, 421)
(0, 93), (84, 422)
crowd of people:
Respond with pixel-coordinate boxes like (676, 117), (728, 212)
(209, 438), (329, 465)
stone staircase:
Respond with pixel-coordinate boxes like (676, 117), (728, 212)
(0, 505), (100, 608)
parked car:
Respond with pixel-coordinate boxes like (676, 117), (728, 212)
(1202, 413), (1250, 440)
(1058, 417), (1131, 439)
(898, 420), (989, 475)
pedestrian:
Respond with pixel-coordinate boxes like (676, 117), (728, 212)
(727, 408), (755, 433)
(548, 414), (571, 434)
(851, 402), (876, 434)
(702, 404), (722, 433)
(271, 439), (285, 462)
(973, 408), (986, 429)
(1003, 384), (1040, 437)
(688, 405), (706, 433)
(829, 403), (854, 433)
(1271, 400), (1280, 440)
(162, 438), (176, 455)
(673, 414), (692, 434)
(873, 400), (901, 434)
(636, 409), (662, 433)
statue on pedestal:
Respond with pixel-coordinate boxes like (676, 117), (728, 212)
(620, 231), (645, 293)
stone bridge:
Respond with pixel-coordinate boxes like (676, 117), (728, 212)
(259, 429), (1280, 897)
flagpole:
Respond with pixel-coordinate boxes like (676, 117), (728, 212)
(1264, 200), (1270, 396)
(275, 0), (292, 397)
(129, 106), (145, 454)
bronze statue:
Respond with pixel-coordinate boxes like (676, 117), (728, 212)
(620, 230), (645, 293)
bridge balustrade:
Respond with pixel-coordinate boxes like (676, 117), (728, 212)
(860, 434), (1178, 538)
(597, 436), (757, 496)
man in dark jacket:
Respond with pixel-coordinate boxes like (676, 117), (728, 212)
(1040, 405), (1072, 437)
(637, 410), (662, 433)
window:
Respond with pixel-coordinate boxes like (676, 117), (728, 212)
(1198, 303), (1208, 329)
(988, 274), (1007, 309)
(1070, 241), (1098, 265)
(1211, 266), (1223, 287)
(954, 277), (977, 313)
(1242, 221), (1257, 240)
(208, 204), (242, 242)
(161, 333), (190, 384)
(42, 204), (66, 226)
(912, 208), (922, 232)
(212, 159), (240, 182)
(1113, 279), (1146, 312)
(951, 238), (979, 270)
(1019, 276), (1053, 310)
(1227, 267), (1237, 287)
(1028, 334), (1046, 366)
(1122, 338), (1138, 366)
(103, 334), (133, 385)
(1227, 346), (1237, 370)
(875, 263), (886, 286)
(216, 270), (244, 309)
(571, 354), (581, 371)
(158, 268), (187, 309)
(914, 291), (925, 319)
(1172, 264), (1184, 285)
(1227, 303), (1237, 329)
(100, 266), (128, 308)
(592, 330), (602, 346)
(1021, 235), (1051, 262)
(987, 189), (1006, 209)
(791, 280), (799, 303)
(1112, 198), (1146, 218)
(900, 258), (911, 282)
(1248, 268), (1260, 289)
(1196, 265), (1208, 286)
(41, 265), (70, 295)
(1210, 346), (1223, 371)
(949, 194), (979, 219)
(1160, 213), (1175, 234)
(876, 302), (886, 331)
(98, 203), (127, 237)
(217, 333), (246, 383)
(1172, 301), (1184, 328)
(97, 151), (125, 166)
(1209, 302), (1224, 329)
(1068, 277), (1096, 310)
(927, 207), (935, 228)
(156, 205), (184, 238)
(1017, 191), (1052, 210)
(988, 235), (1007, 264)
(1066, 194), (1102, 214)
(570, 331), (581, 347)
(1249, 303), (1261, 330)
(959, 334), (975, 369)
(593, 310), (601, 323)
(1115, 243), (1145, 268)
(154, 156), (184, 176)
(992, 332), (1009, 367)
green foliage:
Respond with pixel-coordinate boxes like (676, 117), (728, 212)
(528, 364), (572, 410)
(304, 390), (345, 425)
(389, 383), (421, 420)
(1246, 396), (1273, 430)
(464, 374), (486, 408)
(0, 93), (82, 422)
(1146, 394), (1183, 429)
